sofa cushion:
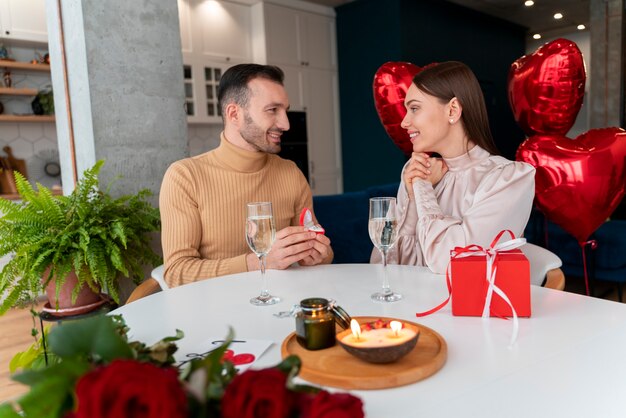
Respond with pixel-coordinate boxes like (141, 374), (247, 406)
(524, 210), (626, 282)
(313, 183), (400, 264)
(313, 190), (372, 264)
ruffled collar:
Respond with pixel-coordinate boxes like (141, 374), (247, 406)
(443, 145), (490, 172)
(213, 132), (268, 173)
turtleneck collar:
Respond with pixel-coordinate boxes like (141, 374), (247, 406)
(443, 145), (490, 172)
(214, 132), (268, 173)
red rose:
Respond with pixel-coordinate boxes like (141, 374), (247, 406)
(221, 368), (293, 418)
(301, 390), (364, 418)
(72, 359), (187, 418)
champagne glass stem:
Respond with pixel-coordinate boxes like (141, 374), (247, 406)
(259, 255), (269, 299)
(381, 250), (392, 295)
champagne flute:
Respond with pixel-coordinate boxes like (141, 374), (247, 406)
(368, 197), (402, 302)
(245, 202), (280, 306)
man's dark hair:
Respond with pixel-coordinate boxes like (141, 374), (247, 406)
(218, 64), (285, 117)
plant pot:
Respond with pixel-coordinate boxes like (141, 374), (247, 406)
(44, 269), (101, 310)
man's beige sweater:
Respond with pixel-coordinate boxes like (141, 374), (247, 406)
(159, 134), (315, 287)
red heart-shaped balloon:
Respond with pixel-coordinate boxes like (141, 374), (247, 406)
(508, 38), (586, 137)
(517, 128), (626, 243)
(373, 62), (422, 156)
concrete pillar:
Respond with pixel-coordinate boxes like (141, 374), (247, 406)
(44, 0), (188, 200)
(589, 0), (624, 128)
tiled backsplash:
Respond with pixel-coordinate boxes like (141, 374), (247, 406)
(0, 122), (60, 189)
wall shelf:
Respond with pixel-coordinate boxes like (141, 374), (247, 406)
(0, 115), (55, 122)
(0, 87), (38, 96)
(0, 60), (50, 72)
(0, 188), (62, 201)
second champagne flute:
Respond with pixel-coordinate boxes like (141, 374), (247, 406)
(245, 202), (280, 306)
(369, 197), (402, 302)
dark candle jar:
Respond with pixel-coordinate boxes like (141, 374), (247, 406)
(295, 298), (351, 351)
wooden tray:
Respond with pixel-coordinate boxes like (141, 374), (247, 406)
(281, 316), (447, 390)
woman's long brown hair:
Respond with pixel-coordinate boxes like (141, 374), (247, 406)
(412, 61), (500, 155)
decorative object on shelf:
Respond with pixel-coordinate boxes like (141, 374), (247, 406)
(2, 315), (365, 418)
(31, 87), (54, 115)
(0, 43), (8, 60)
(3, 70), (11, 88)
(31, 52), (50, 65)
(0, 160), (162, 315)
(3, 145), (28, 179)
(29, 148), (61, 181)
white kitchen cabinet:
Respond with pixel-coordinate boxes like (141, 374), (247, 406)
(281, 64), (341, 195)
(178, 0), (193, 55)
(263, 2), (335, 70)
(178, 0), (252, 64)
(0, 0), (48, 44)
(183, 59), (238, 124)
(301, 67), (341, 195)
(254, 2), (341, 195)
(178, 0), (252, 123)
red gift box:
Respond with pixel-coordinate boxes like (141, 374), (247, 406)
(451, 248), (531, 318)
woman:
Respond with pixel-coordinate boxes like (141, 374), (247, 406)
(371, 61), (535, 274)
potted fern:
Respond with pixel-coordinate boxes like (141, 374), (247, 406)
(0, 160), (162, 315)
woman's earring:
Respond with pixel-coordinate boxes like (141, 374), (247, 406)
(449, 118), (454, 124)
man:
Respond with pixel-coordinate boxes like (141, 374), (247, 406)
(159, 64), (333, 287)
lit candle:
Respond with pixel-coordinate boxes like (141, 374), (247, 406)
(350, 318), (362, 342)
(390, 320), (402, 337)
(342, 320), (417, 348)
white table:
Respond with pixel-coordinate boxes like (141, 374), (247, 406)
(111, 264), (626, 418)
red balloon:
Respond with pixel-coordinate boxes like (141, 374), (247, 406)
(508, 38), (586, 137)
(517, 128), (626, 243)
(373, 62), (422, 155)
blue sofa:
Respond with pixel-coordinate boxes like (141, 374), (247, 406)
(312, 183), (400, 264)
(314, 184), (626, 298)
(524, 209), (626, 299)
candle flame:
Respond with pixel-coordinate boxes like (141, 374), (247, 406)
(350, 319), (361, 340)
(390, 320), (402, 337)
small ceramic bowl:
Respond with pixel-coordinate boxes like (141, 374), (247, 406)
(336, 322), (420, 364)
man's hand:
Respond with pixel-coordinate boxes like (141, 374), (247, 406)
(246, 226), (319, 271)
(297, 233), (332, 266)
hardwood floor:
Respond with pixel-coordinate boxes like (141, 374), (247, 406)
(0, 276), (623, 403)
(0, 302), (44, 402)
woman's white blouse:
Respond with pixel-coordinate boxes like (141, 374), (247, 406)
(371, 145), (536, 274)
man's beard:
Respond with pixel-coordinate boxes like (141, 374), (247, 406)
(240, 112), (281, 154)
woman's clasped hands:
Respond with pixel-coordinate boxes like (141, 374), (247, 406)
(404, 152), (449, 198)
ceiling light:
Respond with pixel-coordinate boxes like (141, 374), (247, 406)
(577, 24), (586, 30)
(554, 13), (563, 20)
(524, 0), (534, 6)
(533, 34), (541, 39)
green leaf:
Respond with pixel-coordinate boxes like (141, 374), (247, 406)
(13, 359), (88, 418)
(278, 355), (320, 394)
(183, 328), (236, 404)
(48, 315), (133, 362)
(0, 404), (22, 418)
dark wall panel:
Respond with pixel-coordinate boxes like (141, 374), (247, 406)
(336, 0), (406, 192)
